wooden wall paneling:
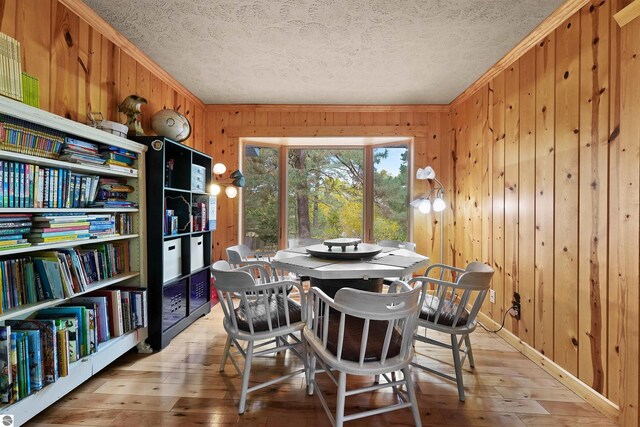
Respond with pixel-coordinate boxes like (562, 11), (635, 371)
(346, 112), (360, 126)
(480, 84), (494, 317)
(183, 98), (194, 148)
(386, 112), (400, 126)
(449, 107), (460, 269)
(15, 0), (52, 111)
(492, 73), (506, 323)
(470, 90), (483, 264)
(87, 26), (102, 119)
(117, 51), (136, 125)
(554, 15), (581, 376)
(146, 70), (162, 137)
(607, 0), (623, 406)
(373, 112), (387, 126)
(578, 0), (610, 394)
(51, 2), (79, 120)
(413, 135), (429, 257)
(519, 48), (537, 346)
(505, 62), (520, 333)
(426, 113), (442, 262)
(0, 0), (17, 35)
(618, 14), (640, 427)
(134, 63), (151, 136)
(227, 111), (242, 254)
(360, 111), (374, 126)
(76, 18), (88, 124)
(535, 33), (556, 358)
(439, 111), (453, 267)
(462, 97), (473, 265)
(399, 111), (413, 127)
(100, 36), (116, 120)
(332, 111), (346, 126)
(193, 106), (203, 152)
(160, 81), (174, 111)
(255, 111), (268, 127)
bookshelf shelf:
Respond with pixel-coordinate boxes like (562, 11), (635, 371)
(0, 233), (140, 255)
(0, 329), (145, 426)
(0, 149), (138, 178)
(0, 207), (139, 213)
(0, 271), (141, 322)
(0, 95), (148, 424)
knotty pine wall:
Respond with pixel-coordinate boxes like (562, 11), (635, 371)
(203, 106), (452, 264)
(0, 0), (206, 151)
(450, 0), (639, 423)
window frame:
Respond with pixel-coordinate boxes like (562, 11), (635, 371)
(240, 138), (414, 249)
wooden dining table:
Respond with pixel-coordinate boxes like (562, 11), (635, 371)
(271, 243), (429, 297)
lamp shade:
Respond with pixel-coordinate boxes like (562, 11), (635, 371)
(433, 197), (446, 212)
(225, 185), (238, 198)
(213, 163), (227, 175)
(418, 199), (431, 214)
(210, 183), (221, 196)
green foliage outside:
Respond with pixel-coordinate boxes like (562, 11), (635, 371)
(243, 144), (408, 250)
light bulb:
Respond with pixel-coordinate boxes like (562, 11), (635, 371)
(225, 186), (238, 198)
(213, 163), (226, 175)
(210, 183), (221, 196)
(433, 197), (446, 212)
(418, 199), (431, 214)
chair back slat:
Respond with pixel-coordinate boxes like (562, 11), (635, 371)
(306, 285), (421, 367)
(212, 262), (305, 336)
(414, 262), (494, 331)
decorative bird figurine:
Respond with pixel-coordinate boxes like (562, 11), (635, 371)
(118, 95), (147, 136)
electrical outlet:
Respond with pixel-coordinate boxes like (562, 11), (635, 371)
(489, 289), (495, 303)
(511, 291), (521, 320)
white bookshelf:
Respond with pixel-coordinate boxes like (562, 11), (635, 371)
(0, 95), (148, 425)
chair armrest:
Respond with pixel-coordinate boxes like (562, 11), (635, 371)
(387, 279), (412, 294)
(424, 263), (466, 281)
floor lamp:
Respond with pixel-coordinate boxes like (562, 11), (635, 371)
(410, 166), (446, 263)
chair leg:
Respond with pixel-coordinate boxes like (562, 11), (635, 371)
(464, 334), (475, 368)
(402, 367), (422, 427)
(238, 340), (254, 414)
(307, 350), (316, 396)
(335, 370), (347, 427)
(219, 335), (232, 372)
(450, 334), (465, 401)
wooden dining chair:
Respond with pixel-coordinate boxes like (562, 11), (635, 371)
(409, 261), (494, 401)
(304, 282), (423, 427)
(212, 260), (307, 414)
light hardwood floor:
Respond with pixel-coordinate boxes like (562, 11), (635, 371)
(29, 303), (616, 426)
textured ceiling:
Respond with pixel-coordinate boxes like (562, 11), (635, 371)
(83, 0), (564, 105)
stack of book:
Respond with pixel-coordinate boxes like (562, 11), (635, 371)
(0, 213), (31, 251)
(29, 213), (91, 245)
(87, 214), (117, 238)
(99, 145), (137, 171)
(0, 32), (23, 102)
(114, 213), (133, 235)
(0, 115), (65, 159)
(91, 177), (136, 208)
(58, 137), (105, 165)
(0, 288), (146, 402)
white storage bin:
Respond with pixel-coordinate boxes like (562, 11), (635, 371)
(191, 164), (206, 192)
(190, 235), (204, 272)
(163, 238), (182, 282)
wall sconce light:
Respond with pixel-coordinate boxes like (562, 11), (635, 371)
(411, 166), (446, 262)
(210, 163), (245, 199)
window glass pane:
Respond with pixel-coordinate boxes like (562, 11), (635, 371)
(243, 145), (279, 252)
(288, 148), (363, 242)
(373, 146), (409, 241)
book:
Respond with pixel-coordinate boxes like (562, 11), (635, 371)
(90, 289), (123, 337)
(17, 329), (43, 392)
(56, 327), (69, 377)
(15, 331), (29, 399)
(72, 296), (110, 342)
(9, 332), (18, 402)
(36, 310), (82, 360)
(0, 326), (12, 403)
(62, 302), (96, 353)
(5, 319), (57, 384)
